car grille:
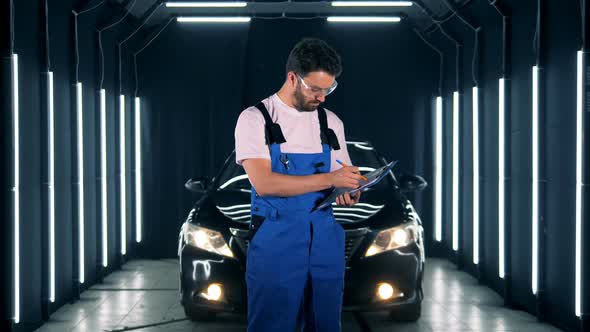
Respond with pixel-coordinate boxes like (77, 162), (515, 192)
(232, 228), (369, 265)
(343, 228), (369, 266)
(344, 234), (363, 261)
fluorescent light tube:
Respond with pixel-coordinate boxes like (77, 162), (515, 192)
(135, 97), (142, 243)
(532, 66), (539, 295)
(435, 96), (443, 242)
(327, 16), (401, 22)
(166, 2), (247, 7)
(12, 53), (20, 324)
(76, 82), (85, 284)
(332, 1), (412, 6)
(177, 16), (251, 23)
(576, 50), (583, 317)
(47, 71), (56, 303)
(499, 78), (506, 279)
(120, 95), (127, 256)
(100, 89), (108, 267)
(453, 91), (460, 252)
(472, 86), (479, 265)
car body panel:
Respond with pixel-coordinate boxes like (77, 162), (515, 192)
(179, 140), (425, 314)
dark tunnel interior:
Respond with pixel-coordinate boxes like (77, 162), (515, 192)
(1, 1), (589, 331)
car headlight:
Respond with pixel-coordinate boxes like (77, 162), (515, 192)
(183, 223), (234, 258)
(365, 222), (418, 257)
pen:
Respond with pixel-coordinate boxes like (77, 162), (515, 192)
(336, 159), (368, 181)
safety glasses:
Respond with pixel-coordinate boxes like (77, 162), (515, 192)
(297, 74), (338, 96)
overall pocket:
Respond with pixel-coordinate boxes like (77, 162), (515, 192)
(249, 214), (266, 243)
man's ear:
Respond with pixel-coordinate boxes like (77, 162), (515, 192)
(287, 71), (297, 87)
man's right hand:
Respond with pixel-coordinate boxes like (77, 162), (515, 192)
(329, 166), (362, 189)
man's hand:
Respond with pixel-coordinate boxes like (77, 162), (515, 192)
(329, 166), (362, 190)
(336, 191), (361, 207)
(241, 159), (361, 197)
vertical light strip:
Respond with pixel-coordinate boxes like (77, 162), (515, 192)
(100, 89), (108, 267)
(76, 82), (85, 284)
(120, 95), (127, 255)
(499, 78), (506, 279)
(532, 66), (539, 295)
(472, 86), (479, 265)
(435, 96), (443, 242)
(453, 91), (460, 251)
(135, 97), (142, 243)
(48, 72), (56, 303)
(575, 50), (583, 317)
(12, 53), (20, 324)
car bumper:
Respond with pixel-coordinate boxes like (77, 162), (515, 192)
(179, 244), (247, 313)
(180, 243), (423, 313)
(342, 243), (423, 311)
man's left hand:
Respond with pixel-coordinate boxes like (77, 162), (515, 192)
(336, 191), (361, 207)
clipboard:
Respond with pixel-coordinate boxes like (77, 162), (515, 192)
(313, 160), (398, 211)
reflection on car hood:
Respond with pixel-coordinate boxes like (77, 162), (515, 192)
(216, 202), (251, 223)
(211, 189), (396, 225)
(215, 202), (386, 224)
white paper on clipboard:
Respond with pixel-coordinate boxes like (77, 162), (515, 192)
(313, 160), (398, 211)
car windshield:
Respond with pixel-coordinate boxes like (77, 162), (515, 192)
(216, 142), (392, 191)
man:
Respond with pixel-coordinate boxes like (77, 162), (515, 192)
(234, 38), (362, 331)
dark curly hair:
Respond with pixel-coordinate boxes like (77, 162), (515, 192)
(285, 38), (342, 78)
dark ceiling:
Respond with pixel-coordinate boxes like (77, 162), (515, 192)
(113, 0), (470, 33)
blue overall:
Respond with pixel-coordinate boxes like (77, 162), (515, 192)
(246, 103), (346, 332)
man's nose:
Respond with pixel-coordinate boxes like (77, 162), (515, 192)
(316, 94), (326, 103)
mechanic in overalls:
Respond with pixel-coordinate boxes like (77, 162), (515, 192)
(234, 38), (363, 331)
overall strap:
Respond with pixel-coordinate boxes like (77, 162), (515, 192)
(255, 102), (286, 145)
(317, 106), (341, 151)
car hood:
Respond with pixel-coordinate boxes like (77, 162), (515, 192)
(192, 187), (410, 231)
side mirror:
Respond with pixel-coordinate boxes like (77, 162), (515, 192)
(398, 174), (427, 193)
(185, 177), (209, 194)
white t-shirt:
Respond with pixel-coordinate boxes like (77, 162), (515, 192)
(235, 93), (352, 172)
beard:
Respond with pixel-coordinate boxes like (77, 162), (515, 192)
(293, 86), (320, 112)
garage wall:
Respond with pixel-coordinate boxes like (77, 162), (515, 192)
(418, 0), (582, 330)
(542, 0), (580, 328)
(0, 1), (140, 331)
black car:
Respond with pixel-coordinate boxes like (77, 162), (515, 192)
(178, 139), (427, 322)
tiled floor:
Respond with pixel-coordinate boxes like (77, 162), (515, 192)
(35, 258), (563, 332)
